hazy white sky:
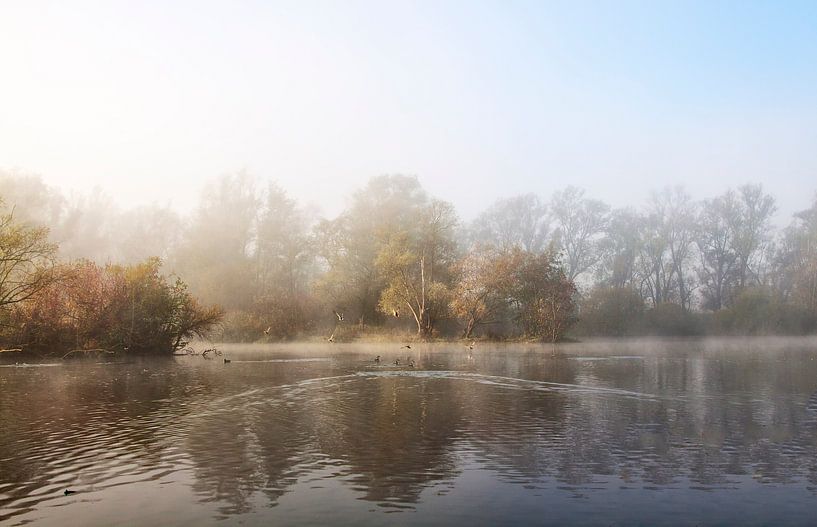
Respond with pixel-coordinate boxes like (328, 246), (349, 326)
(1, 0), (816, 221)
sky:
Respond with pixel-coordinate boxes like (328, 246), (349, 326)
(1, 0), (816, 222)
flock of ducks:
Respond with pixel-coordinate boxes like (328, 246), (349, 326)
(254, 310), (479, 370)
(370, 340), (475, 369)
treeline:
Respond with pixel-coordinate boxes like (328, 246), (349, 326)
(1, 169), (816, 341)
(0, 183), (223, 355)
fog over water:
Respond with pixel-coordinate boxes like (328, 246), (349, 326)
(3, 339), (817, 525)
(2, 2), (816, 220)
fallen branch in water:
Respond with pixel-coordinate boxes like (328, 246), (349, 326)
(173, 347), (221, 357)
(62, 348), (116, 360)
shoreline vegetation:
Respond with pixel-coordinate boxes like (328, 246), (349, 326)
(0, 170), (816, 357)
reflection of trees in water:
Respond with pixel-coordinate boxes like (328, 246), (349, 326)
(6, 346), (817, 522)
(458, 349), (817, 490)
(0, 360), (218, 522)
(187, 411), (264, 516)
(315, 377), (462, 503)
(181, 374), (464, 510)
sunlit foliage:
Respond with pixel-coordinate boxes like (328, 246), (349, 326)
(4, 258), (223, 355)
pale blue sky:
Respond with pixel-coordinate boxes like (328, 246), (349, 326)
(1, 0), (815, 221)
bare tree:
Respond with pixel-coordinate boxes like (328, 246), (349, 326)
(638, 187), (697, 309)
(733, 184), (776, 288)
(774, 195), (817, 314)
(550, 186), (610, 281)
(469, 194), (550, 252)
(696, 191), (740, 310)
(597, 208), (642, 289)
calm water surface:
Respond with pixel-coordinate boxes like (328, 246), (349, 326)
(2, 338), (817, 526)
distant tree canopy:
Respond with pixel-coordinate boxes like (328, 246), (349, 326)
(1, 167), (817, 341)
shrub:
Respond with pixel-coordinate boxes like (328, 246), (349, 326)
(4, 258), (223, 355)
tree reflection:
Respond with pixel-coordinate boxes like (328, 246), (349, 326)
(4, 343), (817, 524)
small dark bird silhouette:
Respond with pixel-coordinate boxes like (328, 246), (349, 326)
(223, 358), (231, 364)
(333, 310), (344, 321)
(401, 345), (411, 349)
(408, 359), (416, 368)
(263, 326), (271, 336)
(64, 489), (76, 495)
(394, 358), (400, 366)
(374, 355), (381, 363)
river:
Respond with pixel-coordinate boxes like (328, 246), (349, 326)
(2, 338), (817, 525)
